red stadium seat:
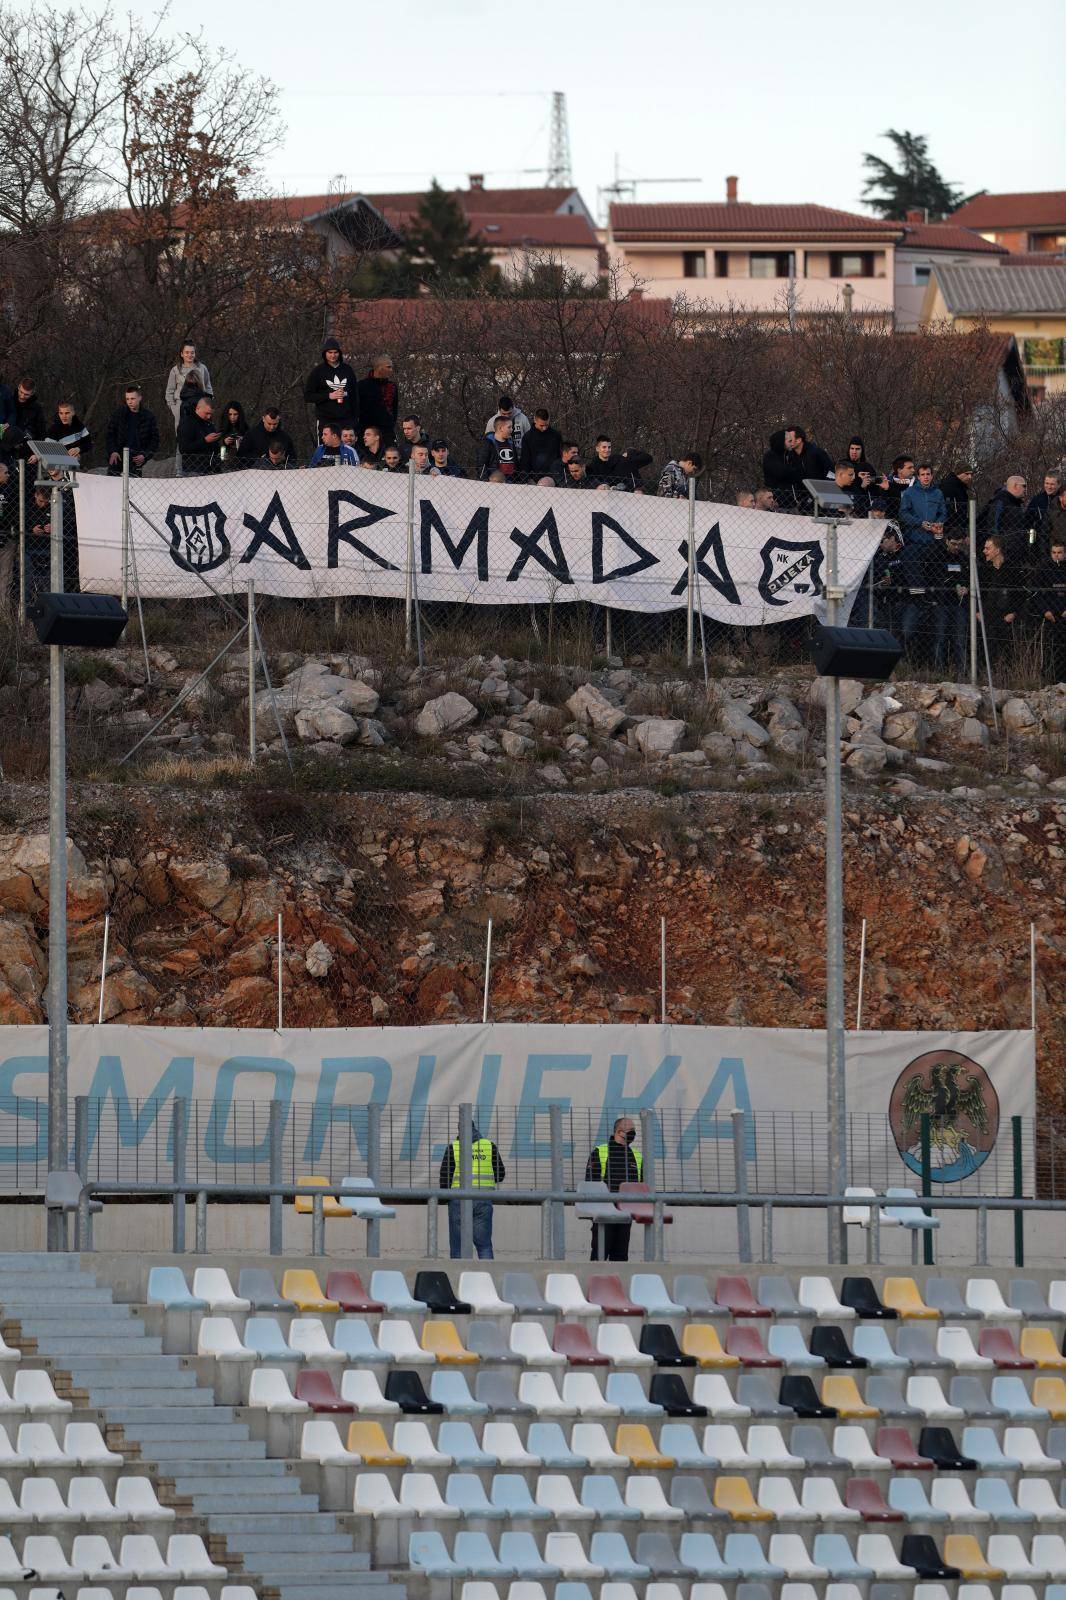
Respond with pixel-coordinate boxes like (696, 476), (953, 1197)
(553, 1322), (609, 1366)
(587, 1275), (644, 1316)
(617, 1182), (673, 1225)
(875, 1426), (933, 1469)
(845, 1477), (904, 1521)
(714, 1276), (771, 1317)
(978, 1327), (1035, 1369)
(295, 1369), (354, 1414)
(325, 1270), (384, 1313)
(724, 1324), (781, 1367)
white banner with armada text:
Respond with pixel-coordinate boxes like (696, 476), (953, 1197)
(73, 470), (882, 620)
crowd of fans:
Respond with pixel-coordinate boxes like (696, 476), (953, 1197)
(0, 337), (1062, 682)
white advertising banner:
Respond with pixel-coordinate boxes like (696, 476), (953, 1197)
(0, 1024), (1033, 1186)
(73, 471), (882, 620)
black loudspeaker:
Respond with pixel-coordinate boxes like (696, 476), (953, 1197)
(809, 623), (903, 680)
(28, 593), (128, 648)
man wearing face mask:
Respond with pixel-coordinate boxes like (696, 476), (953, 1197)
(584, 1117), (643, 1261)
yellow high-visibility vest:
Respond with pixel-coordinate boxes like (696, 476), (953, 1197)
(594, 1142), (643, 1180)
(451, 1138), (497, 1188)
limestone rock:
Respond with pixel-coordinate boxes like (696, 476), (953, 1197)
(632, 717), (686, 757)
(883, 710), (926, 751)
(294, 702), (360, 745)
(809, 677), (864, 716)
(501, 730), (534, 758)
(1002, 696), (1037, 732)
(305, 940), (334, 978)
(700, 732), (737, 763)
(960, 716), (989, 747)
(415, 692), (479, 738)
(566, 683), (626, 736)
(719, 703), (769, 748)
(333, 679), (381, 716)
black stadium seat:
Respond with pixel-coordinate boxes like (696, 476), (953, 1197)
(384, 1370), (443, 1414)
(640, 1324), (696, 1367)
(649, 1373), (707, 1417)
(918, 1426), (977, 1471)
(900, 1535), (961, 1580)
(840, 1276), (897, 1319)
(413, 1271), (471, 1314)
(779, 1375), (838, 1418)
(809, 1325), (868, 1368)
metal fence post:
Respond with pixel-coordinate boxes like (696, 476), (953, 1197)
(405, 460), (416, 654)
(549, 1104), (565, 1260)
(311, 1191), (325, 1257)
(73, 1096), (90, 1252)
(16, 458), (25, 626)
(920, 1113), (934, 1266)
(247, 578), (257, 762)
(426, 1197), (438, 1259)
(968, 496), (978, 688)
(171, 1097), (188, 1255)
(732, 1109), (752, 1264)
(45, 476), (68, 1254)
(639, 1108), (656, 1261)
(458, 1103), (473, 1260)
(268, 1099), (284, 1256)
(1013, 1115), (1024, 1268)
(120, 448), (130, 611)
(366, 1101), (382, 1259)
(195, 1190), (208, 1254)
(761, 1201), (774, 1263)
(976, 1202), (988, 1266)
(685, 475), (696, 668)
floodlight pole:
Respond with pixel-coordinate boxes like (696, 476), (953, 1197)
(821, 510), (848, 1265)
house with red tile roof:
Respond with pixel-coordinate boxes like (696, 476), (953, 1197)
(949, 190), (1066, 255)
(893, 210), (1005, 329)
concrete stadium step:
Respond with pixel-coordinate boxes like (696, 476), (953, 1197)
(136, 1437), (265, 1461)
(227, 1533), (357, 1556)
(171, 1460), (290, 1483)
(32, 1332), (165, 1356)
(247, 1553), (372, 1577)
(84, 1385), (216, 1408)
(0, 1285), (115, 1306)
(0, 1253), (85, 1271)
(108, 1405), (241, 1426)
(273, 1582), (401, 1600)
(209, 1514), (340, 1536)
(193, 1492), (321, 1516)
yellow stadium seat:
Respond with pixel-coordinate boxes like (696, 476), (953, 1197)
(294, 1175), (353, 1217)
(616, 1424), (675, 1469)
(943, 1537), (1004, 1581)
(421, 1320), (478, 1365)
(1033, 1377), (1066, 1418)
(346, 1420), (406, 1466)
(1020, 1327), (1066, 1369)
(280, 1269), (340, 1312)
(881, 1277), (938, 1319)
(681, 1324), (739, 1367)
(713, 1477), (772, 1521)
(822, 1374), (878, 1418)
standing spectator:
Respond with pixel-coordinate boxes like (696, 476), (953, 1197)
(828, 461), (865, 515)
(217, 401), (248, 467)
(165, 340), (213, 430)
(933, 527), (970, 680)
(871, 526), (904, 634)
(586, 435), (652, 490)
(518, 409), (562, 479)
(0, 460), (18, 616)
(981, 474), (1030, 560)
(899, 464), (947, 543)
(1036, 536), (1066, 680)
(309, 423), (358, 467)
(980, 533), (1022, 659)
(657, 450), (703, 498)
(439, 1122), (505, 1260)
(476, 416), (518, 480)
(1046, 481), (1066, 549)
(762, 425), (832, 509)
(1026, 470), (1062, 541)
(899, 530), (938, 659)
(177, 397), (223, 474)
(360, 425), (384, 468)
(484, 394), (530, 452)
(46, 400), (92, 468)
(12, 376), (45, 449)
(845, 435), (877, 476)
(429, 439), (464, 477)
(939, 463), (975, 537)
(106, 384), (159, 476)
(584, 1117), (642, 1261)
(880, 455), (915, 519)
(303, 337), (359, 435)
(237, 407), (296, 468)
(357, 354), (398, 443)
(26, 484), (52, 604)
(398, 414), (428, 462)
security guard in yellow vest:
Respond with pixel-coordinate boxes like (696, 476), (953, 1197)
(439, 1125), (505, 1259)
(584, 1116), (642, 1260)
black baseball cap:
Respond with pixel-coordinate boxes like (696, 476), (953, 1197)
(430, 438), (449, 450)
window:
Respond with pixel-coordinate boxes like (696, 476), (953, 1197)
(714, 250), (729, 278)
(750, 251), (790, 278)
(913, 265), (931, 285)
(682, 250), (706, 278)
(830, 252), (874, 277)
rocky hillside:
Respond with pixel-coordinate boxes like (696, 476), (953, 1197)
(0, 640), (1063, 1115)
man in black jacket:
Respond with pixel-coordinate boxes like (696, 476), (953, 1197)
(981, 475), (1030, 561)
(762, 425), (833, 510)
(439, 1124), (505, 1259)
(519, 409), (562, 480)
(939, 465), (974, 538)
(357, 354), (399, 443)
(1027, 471), (1061, 542)
(46, 401), (92, 468)
(429, 439), (464, 477)
(177, 397), (223, 474)
(980, 534), (1022, 659)
(586, 435), (653, 491)
(237, 408), (297, 467)
(106, 385), (160, 476)
(12, 376), (45, 446)
(584, 1117), (642, 1260)
(1036, 536), (1066, 680)
(303, 337), (358, 436)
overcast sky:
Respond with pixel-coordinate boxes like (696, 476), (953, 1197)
(130, 0), (1062, 221)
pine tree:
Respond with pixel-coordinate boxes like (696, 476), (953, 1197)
(861, 130), (968, 221)
(401, 180), (498, 292)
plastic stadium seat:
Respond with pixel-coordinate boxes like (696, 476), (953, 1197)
(439, 1423), (495, 1467)
(907, 1376), (963, 1418)
(888, 1479), (944, 1522)
(757, 1277), (805, 1318)
(1050, 1427), (1066, 1464)
(881, 1188), (939, 1230)
(714, 1277), (770, 1317)
(499, 1531), (561, 1580)
(616, 1424), (674, 1469)
(237, 1269), (293, 1312)
(459, 1273), (514, 1315)
(739, 1381), (796, 1422)
(1033, 1378), (1066, 1417)
(650, 1374), (706, 1417)
(69, 1477), (123, 1522)
(936, 1325), (990, 1368)
(769, 1325), (823, 1367)
(993, 1376), (1048, 1418)
(589, 1533), (649, 1580)
(810, 1327), (865, 1368)
(482, 1423), (539, 1467)
(626, 1478), (684, 1521)
(757, 1477), (806, 1521)
(168, 1536), (227, 1579)
(811, 1536), (874, 1581)
(476, 1371), (532, 1415)
(324, 1271), (383, 1312)
(302, 1421), (359, 1465)
(1031, 1534), (1066, 1577)
(339, 1176), (395, 1220)
(677, 1533), (738, 1580)
(703, 1424), (753, 1469)
(346, 1420), (407, 1465)
(587, 1276), (644, 1316)
(294, 1370), (352, 1414)
(950, 1375), (1004, 1417)
(897, 1536), (960, 1580)
(570, 1424), (626, 1468)
(552, 1325), (605, 1367)
(1021, 1328), (1066, 1369)
(598, 1325), (652, 1367)
(535, 1475), (590, 1521)
(899, 1326), (951, 1368)
(931, 1480), (987, 1522)
(606, 1372), (662, 1416)
(468, 1321), (521, 1364)
(422, 1321), (477, 1365)
(747, 1425), (802, 1470)
(985, 1537), (1043, 1580)
(400, 1473), (458, 1520)
(519, 1373), (571, 1416)
(978, 1479), (1034, 1523)
(919, 1426), (977, 1470)
(852, 1327), (906, 1369)
(823, 1376), (877, 1417)
(378, 1321), (435, 1365)
(294, 1176), (352, 1218)
(353, 1474), (403, 1518)
(979, 1327), (1034, 1368)
(924, 1278), (980, 1320)
(339, 1369), (399, 1413)
(116, 1479), (176, 1522)
(670, 1475), (727, 1523)
(287, 1319), (343, 1365)
(1009, 1280), (1055, 1319)
(409, 1531), (466, 1579)
(714, 1478), (772, 1521)
(512, 1322), (566, 1366)
(384, 1370), (442, 1414)
(790, 1425), (847, 1470)
(961, 1426), (1021, 1470)
(147, 1268), (203, 1310)
(392, 1420), (451, 1467)
(683, 1325), (738, 1367)
(544, 1533), (604, 1579)
(414, 1272), (471, 1315)
(834, 1426), (887, 1472)
(280, 1270), (338, 1312)
(16, 1423), (66, 1465)
(725, 1326), (779, 1368)
(1002, 1426), (1058, 1469)
(648, 1425), (706, 1468)
(779, 1375), (836, 1418)
(197, 1318), (253, 1364)
(431, 1371), (486, 1416)
(846, 1479), (903, 1522)
(799, 1277), (854, 1320)
(635, 1531), (690, 1578)
(769, 1536), (827, 1579)
(865, 1376), (919, 1417)
(546, 1275), (598, 1316)
(369, 1271), (427, 1314)
(841, 1278), (895, 1320)
(673, 1275), (717, 1315)
(333, 1318), (390, 1365)
(640, 1325), (694, 1367)
(12, 1371), (69, 1414)
(583, 1476), (641, 1521)
(967, 1279), (1021, 1320)
(446, 1475), (500, 1520)
(693, 1375), (748, 1417)
(556, 1586), (596, 1600)
(563, 1373), (617, 1416)
(616, 1182), (672, 1228)
(882, 1278), (937, 1320)
(21, 1478), (73, 1521)
(723, 1533), (784, 1580)
(501, 1274), (554, 1316)
(630, 1276), (685, 1317)
(188, 1268), (247, 1311)
(942, 1537), (1004, 1581)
